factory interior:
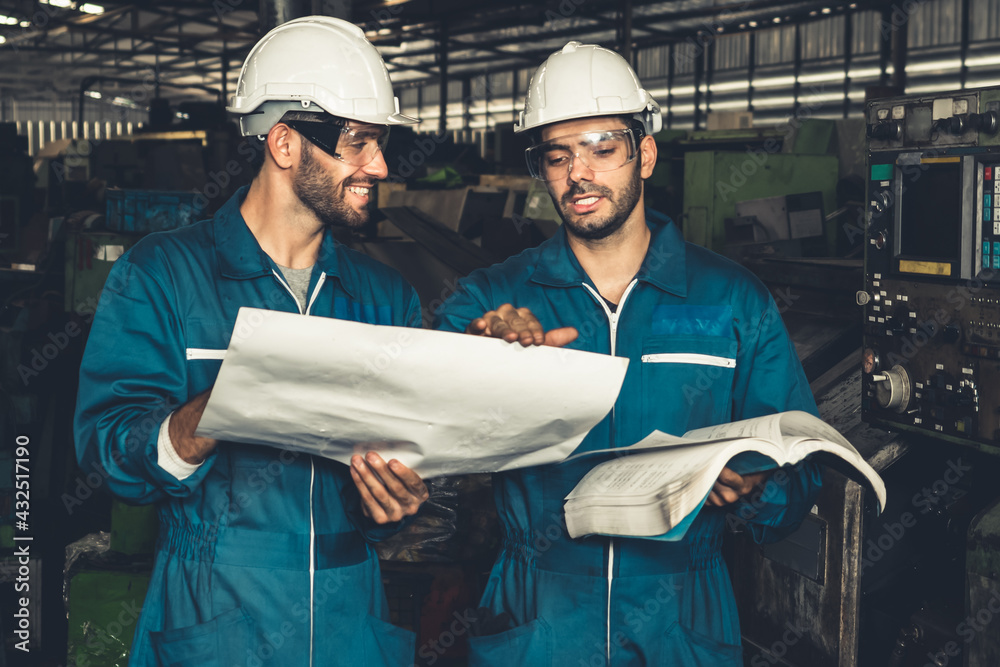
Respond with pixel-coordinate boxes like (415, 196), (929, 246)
(2, 0), (1000, 665)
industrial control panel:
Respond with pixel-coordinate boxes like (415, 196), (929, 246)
(862, 86), (1000, 453)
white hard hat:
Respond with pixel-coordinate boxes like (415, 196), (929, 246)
(515, 41), (662, 136)
(227, 15), (417, 136)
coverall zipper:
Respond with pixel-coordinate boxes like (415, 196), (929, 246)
(582, 278), (638, 666)
(273, 269), (326, 667)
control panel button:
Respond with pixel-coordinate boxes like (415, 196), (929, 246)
(987, 167), (994, 180)
(987, 194), (993, 208)
(984, 254), (991, 269)
(985, 241), (992, 257)
(987, 207), (993, 221)
(871, 191), (892, 213)
(873, 365), (912, 413)
(995, 180), (1000, 193)
(994, 255), (1000, 269)
(994, 241), (1000, 255)
(995, 221), (1000, 235)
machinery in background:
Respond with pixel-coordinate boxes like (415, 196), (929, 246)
(731, 191), (826, 246)
(695, 102), (1000, 667)
(860, 85), (1000, 667)
(679, 120), (846, 257)
(861, 85), (1000, 453)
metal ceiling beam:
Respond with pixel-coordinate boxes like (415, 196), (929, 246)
(384, 0), (848, 89)
(1, 46), (236, 87)
(576, 8), (676, 40)
(365, 2), (552, 46)
(2, 2), (254, 94)
(381, 20), (604, 61)
(131, 5), (258, 37)
(381, 0), (833, 62)
(446, 38), (537, 64)
(0, 0), (849, 107)
(42, 21), (252, 56)
(383, 0), (846, 79)
(386, 60), (439, 76)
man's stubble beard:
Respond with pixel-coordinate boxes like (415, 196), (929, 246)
(293, 140), (370, 229)
(553, 159), (642, 241)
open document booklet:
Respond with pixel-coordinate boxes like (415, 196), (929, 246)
(563, 410), (886, 540)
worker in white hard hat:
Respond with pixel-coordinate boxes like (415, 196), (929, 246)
(75, 16), (428, 666)
(435, 42), (823, 665)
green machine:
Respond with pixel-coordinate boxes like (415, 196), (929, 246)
(680, 120), (842, 255)
(64, 231), (140, 314)
(66, 568), (151, 667)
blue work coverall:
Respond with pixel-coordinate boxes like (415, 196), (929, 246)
(434, 212), (823, 666)
(75, 187), (421, 667)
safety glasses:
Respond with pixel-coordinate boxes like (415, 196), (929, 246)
(284, 119), (390, 167)
(525, 128), (642, 181)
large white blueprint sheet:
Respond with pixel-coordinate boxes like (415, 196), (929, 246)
(196, 308), (628, 478)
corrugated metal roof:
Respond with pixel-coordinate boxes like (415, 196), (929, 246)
(716, 32), (750, 71)
(971, 0), (1000, 41)
(756, 24), (796, 65)
(909, 0), (962, 47)
(851, 10), (884, 55)
(636, 44), (673, 79)
(802, 15), (844, 60)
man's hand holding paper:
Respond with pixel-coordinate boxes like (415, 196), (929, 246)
(707, 468), (771, 506)
(350, 452), (429, 524)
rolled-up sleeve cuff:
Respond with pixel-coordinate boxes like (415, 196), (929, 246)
(156, 412), (202, 481)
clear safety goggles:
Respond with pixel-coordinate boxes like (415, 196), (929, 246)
(284, 119), (390, 167)
(524, 128), (642, 181)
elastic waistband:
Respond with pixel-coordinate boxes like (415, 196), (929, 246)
(158, 524), (370, 570)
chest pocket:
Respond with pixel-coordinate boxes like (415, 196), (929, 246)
(184, 318), (232, 395)
(640, 334), (737, 435)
